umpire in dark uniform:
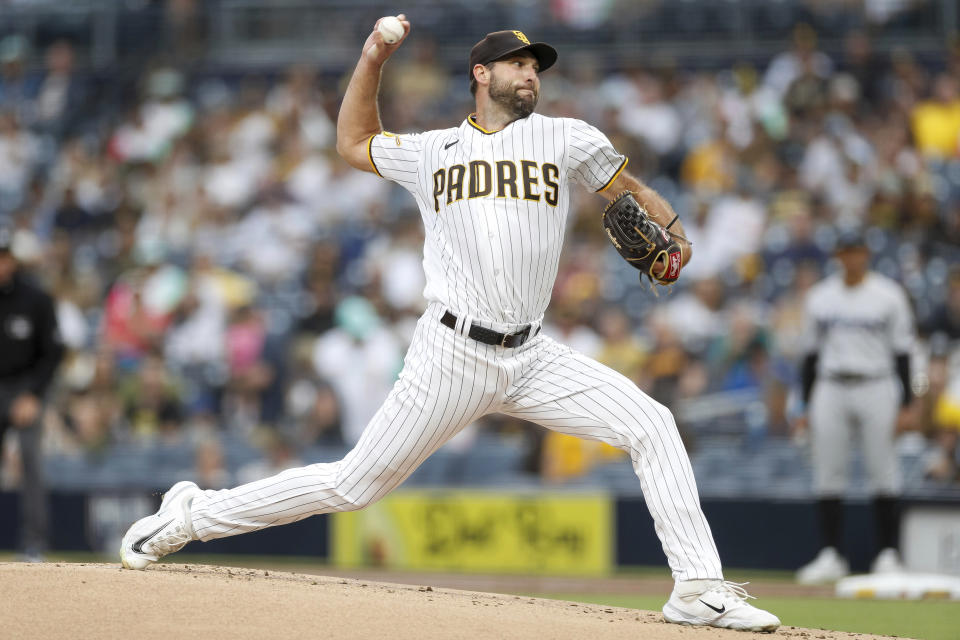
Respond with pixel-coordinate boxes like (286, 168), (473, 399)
(0, 227), (64, 560)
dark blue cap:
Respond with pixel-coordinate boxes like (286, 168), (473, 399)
(834, 228), (867, 251)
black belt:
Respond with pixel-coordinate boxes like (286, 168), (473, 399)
(440, 310), (535, 348)
(826, 372), (886, 384)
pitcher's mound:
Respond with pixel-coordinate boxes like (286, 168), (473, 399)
(0, 563), (897, 639)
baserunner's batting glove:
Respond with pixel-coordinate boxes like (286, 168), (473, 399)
(601, 191), (684, 286)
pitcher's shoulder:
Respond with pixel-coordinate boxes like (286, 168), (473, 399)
(538, 113), (578, 127)
(512, 113), (571, 129)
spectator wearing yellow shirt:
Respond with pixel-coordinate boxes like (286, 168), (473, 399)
(926, 359), (960, 483)
(595, 306), (647, 385)
(911, 74), (960, 158)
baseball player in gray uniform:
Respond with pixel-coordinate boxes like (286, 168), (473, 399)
(120, 19), (779, 632)
(795, 231), (915, 584)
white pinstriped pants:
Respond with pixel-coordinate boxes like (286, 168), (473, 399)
(190, 302), (723, 581)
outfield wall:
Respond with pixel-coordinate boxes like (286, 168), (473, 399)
(1, 490), (958, 574)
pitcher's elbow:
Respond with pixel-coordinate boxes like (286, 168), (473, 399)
(337, 140), (378, 174)
(335, 136), (349, 159)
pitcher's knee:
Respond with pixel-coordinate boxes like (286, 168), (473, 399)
(620, 404), (684, 453)
(333, 488), (380, 512)
(653, 400), (679, 425)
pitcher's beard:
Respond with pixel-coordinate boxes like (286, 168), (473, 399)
(489, 76), (537, 119)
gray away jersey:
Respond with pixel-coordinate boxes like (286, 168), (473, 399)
(367, 113), (627, 325)
(802, 272), (914, 376)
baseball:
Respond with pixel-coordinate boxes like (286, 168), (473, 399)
(378, 16), (404, 44)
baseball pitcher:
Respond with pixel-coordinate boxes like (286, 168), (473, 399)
(120, 19), (779, 632)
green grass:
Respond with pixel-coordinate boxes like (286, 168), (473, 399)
(612, 564), (798, 581)
(527, 593), (960, 640)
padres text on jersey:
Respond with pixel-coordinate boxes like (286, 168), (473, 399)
(367, 113), (627, 325)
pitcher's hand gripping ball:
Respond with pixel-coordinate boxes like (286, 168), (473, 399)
(367, 15), (405, 58)
(602, 191), (684, 286)
(378, 16), (404, 43)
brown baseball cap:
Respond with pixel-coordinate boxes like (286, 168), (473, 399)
(469, 30), (558, 79)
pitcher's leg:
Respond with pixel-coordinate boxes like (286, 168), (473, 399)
(190, 311), (502, 541)
(503, 340), (721, 582)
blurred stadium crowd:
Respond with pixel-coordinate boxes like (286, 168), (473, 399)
(0, 0), (959, 496)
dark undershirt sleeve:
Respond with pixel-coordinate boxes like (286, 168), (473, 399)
(801, 353), (818, 406)
(895, 353), (912, 407)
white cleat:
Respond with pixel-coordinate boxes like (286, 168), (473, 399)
(870, 547), (904, 574)
(663, 579), (781, 633)
(796, 546), (850, 585)
(120, 481), (200, 570)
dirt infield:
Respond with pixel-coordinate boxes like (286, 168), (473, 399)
(0, 563), (904, 640)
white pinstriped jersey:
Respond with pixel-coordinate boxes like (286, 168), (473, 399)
(802, 272), (914, 376)
(139, 48), (727, 587)
(368, 113), (627, 325)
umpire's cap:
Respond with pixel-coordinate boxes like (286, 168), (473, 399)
(469, 30), (557, 79)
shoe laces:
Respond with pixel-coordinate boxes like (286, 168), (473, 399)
(710, 581), (757, 604)
(151, 522), (192, 555)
